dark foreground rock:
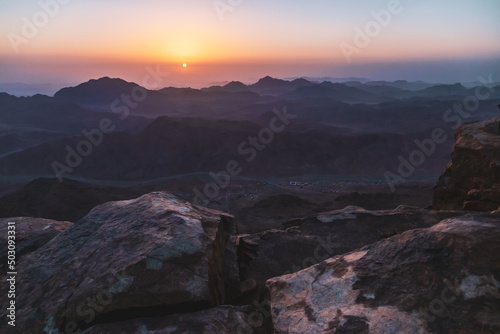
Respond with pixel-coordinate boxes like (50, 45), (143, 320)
(434, 118), (500, 211)
(0, 192), (239, 333)
(238, 206), (463, 292)
(267, 216), (500, 334)
(0, 217), (72, 295)
(0, 217), (72, 266)
(82, 305), (259, 334)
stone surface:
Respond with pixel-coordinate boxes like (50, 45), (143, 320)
(267, 216), (500, 334)
(238, 206), (462, 292)
(434, 117), (500, 211)
(81, 305), (258, 334)
(0, 217), (72, 298)
(0, 192), (239, 333)
(0, 217), (72, 268)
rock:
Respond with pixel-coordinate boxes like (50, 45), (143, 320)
(238, 206), (463, 290)
(0, 217), (72, 297)
(434, 118), (500, 211)
(81, 305), (256, 334)
(267, 216), (500, 334)
(0, 192), (239, 333)
(0, 217), (72, 266)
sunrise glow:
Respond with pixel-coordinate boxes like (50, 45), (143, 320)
(0, 0), (498, 89)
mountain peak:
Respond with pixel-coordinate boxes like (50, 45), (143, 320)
(0, 92), (16, 99)
(255, 76), (284, 84)
(54, 77), (142, 102)
(223, 81), (247, 90)
(83, 76), (133, 86)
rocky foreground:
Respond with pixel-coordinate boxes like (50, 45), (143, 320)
(434, 117), (500, 211)
(0, 192), (499, 333)
(268, 216), (500, 333)
(0, 118), (499, 333)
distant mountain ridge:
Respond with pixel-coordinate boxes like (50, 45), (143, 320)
(0, 114), (455, 182)
(54, 77), (141, 104)
(1, 75), (499, 185)
(4, 76), (493, 105)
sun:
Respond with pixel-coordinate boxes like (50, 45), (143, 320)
(182, 63), (187, 68)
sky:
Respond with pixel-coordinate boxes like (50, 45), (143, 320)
(0, 0), (499, 94)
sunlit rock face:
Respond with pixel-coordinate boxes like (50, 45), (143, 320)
(434, 117), (500, 211)
(238, 205), (462, 298)
(267, 216), (500, 334)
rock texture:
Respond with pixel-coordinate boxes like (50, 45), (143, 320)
(239, 206), (462, 291)
(267, 216), (500, 334)
(434, 118), (500, 211)
(0, 217), (72, 296)
(0, 217), (72, 266)
(0, 192), (239, 333)
(3, 189), (500, 333)
(81, 305), (256, 334)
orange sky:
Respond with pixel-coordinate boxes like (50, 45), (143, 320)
(0, 0), (499, 90)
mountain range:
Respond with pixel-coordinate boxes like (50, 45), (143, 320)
(0, 75), (498, 204)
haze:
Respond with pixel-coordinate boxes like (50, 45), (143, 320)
(0, 0), (499, 95)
